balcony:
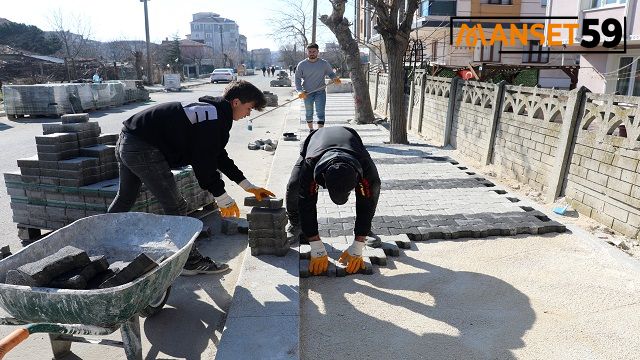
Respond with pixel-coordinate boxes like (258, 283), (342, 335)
(420, 0), (457, 17)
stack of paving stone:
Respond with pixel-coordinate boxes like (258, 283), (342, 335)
(3, 113), (215, 235)
(245, 196), (289, 256)
(2, 82), (144, 118)
(3, 245), (159, 290)
(262, 91), (278, 107)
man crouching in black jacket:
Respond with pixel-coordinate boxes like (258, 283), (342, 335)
(286, 126), (381, 275)
(108, 80), (275, 275)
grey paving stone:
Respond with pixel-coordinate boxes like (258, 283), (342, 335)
(221, 219), (238, 235)
(6, 246), (90, 287)
(250, 242), (290, 256)
(35, 133), (78, 145)
(61, 113), (89, 123)
(99, 253), (158, 288)
(243, 196), (284, 209)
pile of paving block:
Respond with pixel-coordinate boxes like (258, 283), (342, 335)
(0, 246), (11, 260)
(262, 91), (278, 107)
(247, 138), (278, 151)
(4, 245), (159, 290)
(245, 196), (290, 256)
(3, 113), (215, 237)
(2, 81), (148, 118)
(298, 234), (411, 278)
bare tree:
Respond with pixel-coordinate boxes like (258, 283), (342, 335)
(50, 9), (92, 81)
(370, 0), (420, 144)
(182, 45), (209, 77)
(320, 0), (375, 124)
(359, 39), (386, 72)
(279, 44), (304, 69)
(268, 0), (312, 48)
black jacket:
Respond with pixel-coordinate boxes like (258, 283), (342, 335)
(297, 127), (380, 237)
(121, 96), (245, 197)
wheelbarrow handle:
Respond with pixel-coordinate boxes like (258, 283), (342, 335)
(0, 328), (29, 359)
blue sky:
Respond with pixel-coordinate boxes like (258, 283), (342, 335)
(1, 0), (353, 50)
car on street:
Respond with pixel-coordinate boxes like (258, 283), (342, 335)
(210, 68), (237, 83)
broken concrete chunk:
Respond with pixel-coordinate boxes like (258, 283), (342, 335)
(9, 246), (90, 286)
(99, 253), (158, 288)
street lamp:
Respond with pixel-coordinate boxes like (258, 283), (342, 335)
(140, 0), (153, 85)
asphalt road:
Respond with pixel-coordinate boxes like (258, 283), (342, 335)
(0, 74), (298, 359)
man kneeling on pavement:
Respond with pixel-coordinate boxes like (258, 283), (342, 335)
(108, 80), (275, 276)
(286, 126), (381, 275)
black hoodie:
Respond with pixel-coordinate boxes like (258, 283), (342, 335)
(297, 126), (380, 237)
(121, 96), (245, 197)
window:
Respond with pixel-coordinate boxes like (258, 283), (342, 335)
(615, 57), (640, 96)
(474, 42), (502, 62)
(522, 40), (549, 63)
(540, 0), (547, 6)
(431, 40), (438, 61)
(420, 0), (457, 16)
(590, 0), (626, 8)
(483, 0), (512, 4)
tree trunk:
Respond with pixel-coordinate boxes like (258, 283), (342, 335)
(386, 42), (408, 144)
(320, 1), (375, 124)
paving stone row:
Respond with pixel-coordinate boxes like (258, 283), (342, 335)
(312, 125), (565, 242)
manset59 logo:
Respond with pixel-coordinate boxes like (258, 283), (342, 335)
(449, 16), (627, 54)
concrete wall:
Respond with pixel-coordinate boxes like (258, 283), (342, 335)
(494, 85), (568, 192)
(451, 81), (499, 163)
(369, 71), (640, 239)
(564, 92), (640, 238)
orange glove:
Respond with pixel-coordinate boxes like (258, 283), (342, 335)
(338, 240), (365, 274)
(298, 91), (307, 100)
(220, 203), (240, 218)
(308, 240), (328, 275)
(214, 193), (239, 218)
(239, 179), (275, 201)
(333, 78), (341, 85)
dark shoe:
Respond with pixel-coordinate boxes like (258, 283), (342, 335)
(365, 233), (382, 248)
(182, 256), (229, 276)
(286, 223), (302, 244)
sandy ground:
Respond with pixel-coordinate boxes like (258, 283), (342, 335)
(301, 231), (640, 359)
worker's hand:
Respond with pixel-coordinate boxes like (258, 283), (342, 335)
(308, 240), (328, 275)
(214, 193), (239, 218)
(333, 78), (341, 85)
(338, 240), (365, 274)
(239, 179), (275, 201)
(298, 91), (307, 100)
(220, 203), (240, 218)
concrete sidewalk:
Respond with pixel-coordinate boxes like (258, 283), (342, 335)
(216, 92), (640, 359)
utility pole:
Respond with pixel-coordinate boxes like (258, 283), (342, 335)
(312, 0), (317, 43)
(219, 25), (225, 67)
(141, 0), (153, 85)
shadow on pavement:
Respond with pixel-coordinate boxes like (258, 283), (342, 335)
(301, 255), (535, 359)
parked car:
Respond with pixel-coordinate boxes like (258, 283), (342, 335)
(210, 68), (237, 83)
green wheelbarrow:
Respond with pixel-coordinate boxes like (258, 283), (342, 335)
(0, 213), (202, 359)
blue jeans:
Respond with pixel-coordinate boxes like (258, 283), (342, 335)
(304, 90), (326, 124)
(108, 132), (188, 216)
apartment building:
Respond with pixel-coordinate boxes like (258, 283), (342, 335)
(189, 12), (246, 68)
(548, 0), (639, 94)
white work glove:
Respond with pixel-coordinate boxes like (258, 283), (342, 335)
(308, 240), (328, 275)
(338, 240), (365, 274)
(214, 192), (239, 217)
(239, 179), (275, 201)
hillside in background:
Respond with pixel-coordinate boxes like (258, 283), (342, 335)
(0, 18), (62, 55)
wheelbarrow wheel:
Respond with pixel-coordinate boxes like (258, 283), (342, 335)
(140, 286), (171, 318)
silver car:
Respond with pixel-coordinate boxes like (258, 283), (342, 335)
(210, 68), (237, 83)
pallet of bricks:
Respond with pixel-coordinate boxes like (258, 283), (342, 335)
(3, 113), (215, 242)
(1, 82), (148, 119)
